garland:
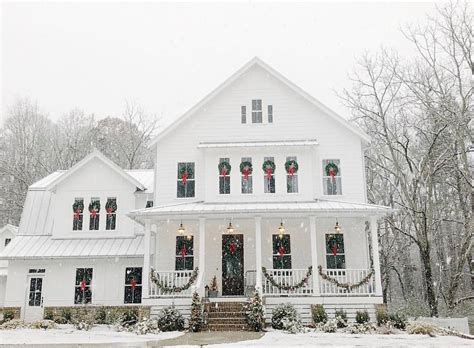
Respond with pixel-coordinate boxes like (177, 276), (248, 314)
(218, 161), (231, 176)
(240, 161), (253, 180)
(105, 200), (117, 217)
(262, 160), (276, 179)
(285, 159), (299, 176)
(179, 166), (194, 185)
(262, 266), (312, 291)
(325, 162), (339, 178)
(150, 267), (199, 294)
(318, 265), (374, 291)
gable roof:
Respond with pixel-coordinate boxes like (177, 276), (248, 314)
(149, 57), (370, 148)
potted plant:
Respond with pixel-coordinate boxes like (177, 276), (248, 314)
(209, 276), (218, 297)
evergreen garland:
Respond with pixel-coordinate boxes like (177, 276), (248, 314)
(317, 265), (374, 291)
(150, 267), (199, 294)
(262, 266), (312, 291)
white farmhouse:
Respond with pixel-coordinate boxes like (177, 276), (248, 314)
(0, 224), (18, 308)
(1, 57), (391, 326)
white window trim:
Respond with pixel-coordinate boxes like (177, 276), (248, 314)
(321, 159), (343, 196)
(176, 162), (196, 199)
(324, 233), (346, 270)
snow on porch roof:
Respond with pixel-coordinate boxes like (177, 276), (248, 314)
(0, 235), (144, 260)
(197, 139), (318, 149)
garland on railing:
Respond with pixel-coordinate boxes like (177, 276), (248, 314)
(262, 266), (312, 291)
(317, 265), (374, 291)
(150, 267), (199, 294)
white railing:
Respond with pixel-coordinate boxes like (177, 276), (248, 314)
(149, 270), (194, 297)
(262, 269), (313, 296)
(319, 268), (375, 296)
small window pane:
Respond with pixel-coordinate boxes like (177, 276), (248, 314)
(241, 106), (246, 124)
(268, 105), (273, 123)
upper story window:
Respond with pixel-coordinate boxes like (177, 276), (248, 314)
(326, 234), (345, 269)
(105, 198), (117, 230)
(273, 234), (291, 269)
(175, 236), (194, 271)
(4, 238), (11, 246)
(72, 198), (84, 231)
(286, 156), (299, 193)
(263, 157), (276, 193)
(218, 158), (231, 194)
(74, 267), (93, 304)
(240, 158), (253, 194)
(88, 198), (100, 230)
(268, 105), (273, 123)
(252, 99), (262, 123)
(177, 162), (195, 198)
(241, 106), (247, 124)
(323, 159), (342, 195)
(146, 200), (153, 208)
(124, 267), (142, 304)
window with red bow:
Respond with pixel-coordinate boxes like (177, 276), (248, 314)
(326, 234), (345, 269)
(105, 197), (117, 231)
(323, 159), (342, 195)
(177, 163), (195, 198)
(72, 198), (84, 231)
(264, 157), (276, 193)
(241, 157), (253, 194)
(124, 267), (142, 304)
(286, 156), (298, 193)
(88, 198), (100, 230)
(219, 158), (231, 194)
(272, 234), (292, 269)
(74, 268), (92, 304)
(175, 236), (194, 271)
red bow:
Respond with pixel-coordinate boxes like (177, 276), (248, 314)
(180, 246), (187, 258)
(242, 168), (251, 180)
(278, 246), (286, 258)
(220, 168), (228, 177)
(329, 168), (336, 181)
(90, 209), (98, 218)
(181, 172), (188, 185)
(131, 278), (137, 289)
(80, 279), (87, 291)
(106, 207), (113, 216)
(288, 166), (295, 176)
(265, 167), (273, 179)
(74, 209), (81, 220)
(332, 244), (338, 256)
(229, 242), (236, 254)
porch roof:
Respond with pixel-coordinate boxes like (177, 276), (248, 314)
(0, 235), (144, 260)
(129, 199), (393, 222)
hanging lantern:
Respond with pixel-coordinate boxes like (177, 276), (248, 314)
(227, 221), (234, 234)
(177, 222), (186, 235)
(278, 220), (285, 239)
(334, 221), (342, 234)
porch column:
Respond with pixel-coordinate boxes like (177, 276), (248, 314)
(196, 217), (206, 296)
(309, 216), (320, 295)
(370, 215), (383, 296)
(143, 219), (152, 299)
(255, 216), (263, 293)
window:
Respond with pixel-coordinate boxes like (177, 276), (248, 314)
(4, 238), (11, 247)
(177, 163), (195, 198)
(124, 267), (142, 304)
(72, 198), (84, 231)
(146, 200), (153, 208)
(28, 269), (45, 274)
(264, 157), (275, 193)
(268, 105), (273, 123)
(252, 99), (262, 123)
(105, 197), (117, 230)
(326, 234), (345, 269)
(89, 198), (100, 230)
(241, 106), (246, 124)
(241, 157), (253, 194)
(74, 268), (93, 304)
(323, 160), (342, 195)
(28, 277), (43, 306)
(272, 235), (292, 269)
(175, 236), (194, 271)
(286, 156), (298, 193)
(219, 158), (231, 194)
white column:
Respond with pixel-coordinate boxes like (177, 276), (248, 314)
(309, 216), (320, 295)
(196, 217), (206, 296)
(370, 215), (383, 296)
(143, 219), (152, 299)
(255, 216), (263, 293)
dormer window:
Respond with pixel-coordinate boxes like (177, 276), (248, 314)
(105, 198), (117, 230)
(72, 198), (84, 231)
(89, 198), (100, 230)
(252, 99), (262, 123)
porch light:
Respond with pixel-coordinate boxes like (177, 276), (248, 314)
(334, 221), (342, 234)
(186, 234), (193, 241)
(177, 222), (186, 235)
(226, 221), (234, 234)
(278, 221), (285, 239)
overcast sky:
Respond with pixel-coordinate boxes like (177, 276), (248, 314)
(2, 1), (439, 126)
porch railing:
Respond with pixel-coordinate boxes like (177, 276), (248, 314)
(262, 269), (313, 296)
(149, 270), (194, 297)
(319, 268), (375, 296)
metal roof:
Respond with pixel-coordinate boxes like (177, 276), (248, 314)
(197, 139), (318, 149)
(0, 235), (144, 259)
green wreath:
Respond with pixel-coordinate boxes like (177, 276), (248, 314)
(179, 165), (194, 178)
(325, 162), (339, 177)
(239, 161), (253, 175)
(88, 201), (100, 213)
(262, 160), (276, 174)
(72, 201), (84, 213)
(218, 161), (231, 176)
(285, 159), (299, 175)
(105, 200), (117, 215)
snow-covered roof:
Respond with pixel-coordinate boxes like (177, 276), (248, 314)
(126, 170), (154, 193)
(0, 235), (144, 259)
(197, 139), (318, 149)
(0, 224), (19, 236)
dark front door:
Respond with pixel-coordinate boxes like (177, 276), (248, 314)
(222, 234), (244, 296)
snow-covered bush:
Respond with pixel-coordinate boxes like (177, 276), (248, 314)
(311, 304), (327, 324)
(2, 310), (14, 322)
(121, 309), (139, 327)
(322, 319), (338, 333)
(43, 310), (54, 321)
(271, 303), (302, 333)
(133, 318), (160, 335)
(407, 322), (438, 336)
(157, 306), (184, 331)
(60, 308), (73, 323)
(74, 320), (93, 331)
(334, 309), (347, 328)
(0, 319), (27, 330)
(244, 291), (265, 332)
(189, 292), (203, 332)
(355, 310), (370, 324)
(389, 313), (407, 330)
(376, 307), (389, 326)
(30, 320), (57, 330)
(348, 322), (376, 334)
(94, 307), (107, 324)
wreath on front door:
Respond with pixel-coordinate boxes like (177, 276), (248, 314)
(224, 237), (242, 256)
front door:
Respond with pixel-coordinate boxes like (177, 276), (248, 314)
(222, 234), (244, 296)
(24, 275), (44, 322)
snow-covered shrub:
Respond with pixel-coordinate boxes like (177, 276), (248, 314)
(311, 304), (327, 324)
(121, 309), (139, 327)
(94, 307), (107, 324)
(348, 322), (376, 334)
(2, 310), (14, 322)
(389, 313), (407, 330)
(43, 310), (54, 321)
(0, 319), (27, 330)
(244, 291), (265, 332)
(189, 292), (203, 332)
(355, 310), (370, 324)
(322, 319), (338, 333)
(74, 320), (93, 331)
(133, 318), (160, 335)
(376, 307), (389, 326)
(30, 320), (57, 330)
(60, 308), (73, 323)
(105, 309), (124, 325)
(271, 303), (302, 333)
(157, 306), (184, 331)
(334, 309), (347, 328)
(407, 322), (437, 336)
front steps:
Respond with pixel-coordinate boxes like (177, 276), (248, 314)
(204, 301), (251, 331)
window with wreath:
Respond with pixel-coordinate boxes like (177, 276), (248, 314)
(124, 267), (142, 304)
(323, 159), (342, 195)
(218, 158), (231, 194)
(74, 268), (93, 304)
(286, 156), (299, 193)
(252, 99), (262, 123)
(105, 197), (117, 230)
(175, 236), (194, 271)
(240, 157), (253, 194)
(263, 157), (276, 193)
(326, 234), (345, 269)
(72, 198), (84, 231)
(177, 162), (195, 198)
(88, 198), (100, 230)
(272, 234), (292, 269)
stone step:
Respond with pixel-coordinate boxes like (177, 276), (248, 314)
(205, 323), (252, 331)
(207, 318), (247, 325)
(207, 311), (246, 318)
(206, 306), (246, 312)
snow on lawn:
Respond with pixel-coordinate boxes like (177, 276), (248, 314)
(0, 324), (183, 345)
(208, 330), (474, 348)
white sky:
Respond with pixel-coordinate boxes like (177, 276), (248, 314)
(1, 1), (439, 126)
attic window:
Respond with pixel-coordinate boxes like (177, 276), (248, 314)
(252, 99), (262, 123)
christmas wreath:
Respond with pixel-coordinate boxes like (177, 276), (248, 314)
(262, 266), (312, 291)
(150, 267), (199, 294)
(285, 159), (299, 176)
(327, 235), (343, 256)
(262, 160), (276, 179)
(240, 161), (253, 180)
(218, 161), (231, 176)
(325, 162), (339, 178)
(105, 200), (117, 217)
(179, 166), (194, 185)
(224, 237), (242, 256)
(318, 265), (374, 291)
(72, 201), (84, 220)
(88, 201), (100, 218)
